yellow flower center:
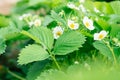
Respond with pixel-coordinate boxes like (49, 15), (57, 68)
(56, 31), (62, 36)
(70, 23), (75, 29)
(99, 34), (104, 39)
(35, 22), (39, 26)
(85, 22), (90, 28)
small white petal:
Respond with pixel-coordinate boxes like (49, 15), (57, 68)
(94, 7), (100, 13)
(28, 21), (34, 27)
(74, 7), (80, 10)
(74, 61), (79, 64)
(83, 16), (95, 30)
(94, 33), (99, 40)
(67, 2), (76, 9)
(88, 26), (95, 30)
(79, 0), (85, 3)
(83, 16), (88, 24)
(79, 5), (86, 13)
(100, 14), (104, 16)
(22, 14), (27, 18)
(34, 19), (41, 27)
(19, 16), (23, 20)
(99, 30), (107, 35)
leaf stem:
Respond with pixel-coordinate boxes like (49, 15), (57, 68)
(7, 69), (26, 80)
(103, 40), (117, 66)
(50, 55), (61, 70)
(47, 49), (61, 70)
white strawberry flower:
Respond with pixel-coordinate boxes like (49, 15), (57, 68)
(74, 61), (79, 64)
(79, 0), (85, 3)
(94, 7), (100, 13)
(19, 13), (32, 20)
(34, 19), (41, 27)
(94, 30), (108, 40)
(67, 2), (80, 10)
(28, 21), (34, 27)
(100, 14), (105, 16)
(59, 10), (65, 16)
(53, 26), (64, 39)
(67, 2), (76, 9)
(19, 16), (24, 20)
(68, 20), (79, 30)
(79, 5), (86, 13)
(83, 16), (95, 30)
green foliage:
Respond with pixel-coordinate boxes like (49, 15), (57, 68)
(43, 15), (54, 27)
(27, 61), (48, 80)
(93, 41), (112, 58)
(53, 31), (86, 55)
(51, 11), (67, 27)
(110, 24), (120, 37)
(0, 16), (9, 27)
(96, 18), (110, 30)
(29, 0), (52, 6)
(22, 27), (54, 49)
(110, 1), (120, 15)
(94, 2), (114, 14)
(0, 26), (20, 40)
(35, 69), (67, 80)
(108, 14), (120, 24)
(18, 44), (49, 65)
(35, 63), (120, 80)
(0, 37), (6, 54)
(1, 0), (120, 80)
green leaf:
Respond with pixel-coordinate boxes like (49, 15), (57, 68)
(29, 0), (52, 6)
(110, 24), (120, 37)
(43, 15), (54, 27)
(116, 32), (120, 40)
(35, 69), (67, 80)
(110, 1), (120, 15)
(18, 44), (49, 65)
(0, 16), (9, 27)
(51, 11), (67, 27)
(93, 41), (112, 58)
(0, 26), (20, 40)
(108, 14), (120, 24)
(53, 31), (86, 55)
(21, 30), (41, 44)
(94, 2), (114, 14)
(27, 61), (48, 80)
(0, 37), (6, 54)
(95, 18), (110, 30)
(22, 27), (54, 50)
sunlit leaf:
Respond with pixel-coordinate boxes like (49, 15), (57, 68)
(53, 31), (86, 55)
(18, 44), (49, 65)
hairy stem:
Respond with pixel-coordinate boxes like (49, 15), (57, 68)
(47, 49), (61, 70)
(50, 55), (61, 70)
(103, 40), (117, 66)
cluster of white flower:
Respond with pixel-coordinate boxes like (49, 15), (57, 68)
(52, 15), (107, 40)
(50, 1), (108, 40)
(19, 13), (41, 27)
(67, 2), (87, 13)
(82, 16), (108, 40)
(52, 19), (80, 39)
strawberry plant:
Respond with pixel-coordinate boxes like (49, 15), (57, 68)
(0, 0), (120, 80)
